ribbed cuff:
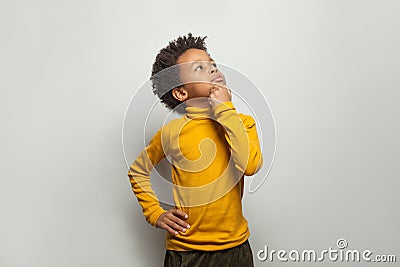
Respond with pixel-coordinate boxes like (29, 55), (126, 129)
(147, 207), (167, 227)
(212, 101), (236, 117)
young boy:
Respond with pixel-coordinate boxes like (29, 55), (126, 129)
(127, 33), (263, 266)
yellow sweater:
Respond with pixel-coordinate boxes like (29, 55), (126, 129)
(128, 101), (263, 251)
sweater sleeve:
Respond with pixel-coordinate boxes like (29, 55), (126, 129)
(212, 101), (263, 176)
(127, 128), (167, 226)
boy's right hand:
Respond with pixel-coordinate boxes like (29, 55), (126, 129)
(208, 84), (232, 107)
(155, 208), (191, 235)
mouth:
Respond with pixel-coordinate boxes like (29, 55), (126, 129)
(211, 76), (224, 83)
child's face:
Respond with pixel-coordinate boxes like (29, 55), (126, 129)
(175, 48), (226, 100)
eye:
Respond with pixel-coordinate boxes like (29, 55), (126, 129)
(194, 64), (203, 71)
(212, 62), (217, 67)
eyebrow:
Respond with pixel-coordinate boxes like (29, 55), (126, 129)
(189, 58), (215, 67)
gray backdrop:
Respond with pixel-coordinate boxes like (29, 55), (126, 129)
(1, 0), (399, 266)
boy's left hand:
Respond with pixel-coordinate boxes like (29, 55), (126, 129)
(208, 84), (232, 107)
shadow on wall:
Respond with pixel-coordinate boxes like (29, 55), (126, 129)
(129, 202), (167, 266)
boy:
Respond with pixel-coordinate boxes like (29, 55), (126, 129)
(127, 33), (263, 266)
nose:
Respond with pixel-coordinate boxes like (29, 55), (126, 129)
(209, 63), (218, 75)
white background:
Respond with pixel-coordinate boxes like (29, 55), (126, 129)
(1, 1), (399, 266)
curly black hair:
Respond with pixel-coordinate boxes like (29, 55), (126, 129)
(150, 33), (208, 114)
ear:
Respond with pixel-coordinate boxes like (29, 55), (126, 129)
(171, 86), (189, 101)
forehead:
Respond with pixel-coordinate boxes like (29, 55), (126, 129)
(176, 48), (213, 64)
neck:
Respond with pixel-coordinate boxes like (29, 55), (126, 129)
(184, 98), (211, 109)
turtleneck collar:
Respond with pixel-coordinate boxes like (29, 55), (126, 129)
(184, 105), (213, 120)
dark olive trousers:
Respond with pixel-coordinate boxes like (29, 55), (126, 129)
(164, 240), (254, 267)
